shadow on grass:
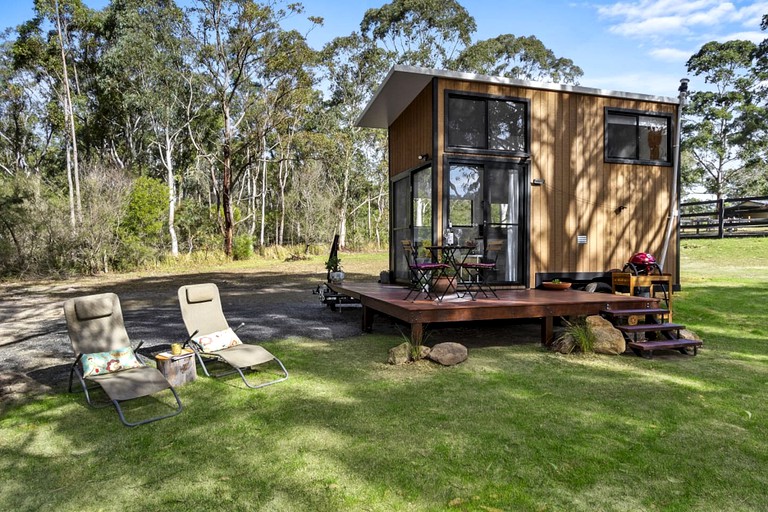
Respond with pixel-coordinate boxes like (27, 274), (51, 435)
(3, 325), (768, 511)
(3, 279), (768, 510)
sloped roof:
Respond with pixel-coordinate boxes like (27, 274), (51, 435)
(356, 65), (679, 129)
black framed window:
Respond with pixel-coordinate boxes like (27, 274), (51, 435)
(446, 92), (529, 155)
(605, 108), (672, 165)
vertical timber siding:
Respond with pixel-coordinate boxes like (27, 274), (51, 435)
(389, 84), (433, 178)
(426, 78), (678, 287)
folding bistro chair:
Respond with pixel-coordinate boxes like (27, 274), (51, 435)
(459, 239), (503, 299)
(401, 240), (451, 301)
(177, 283), (288, 389)
(63, 293), (183, 427)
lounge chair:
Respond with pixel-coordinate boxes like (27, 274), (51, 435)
(63, 293), (183, 427)
(177, 283), (288, 389)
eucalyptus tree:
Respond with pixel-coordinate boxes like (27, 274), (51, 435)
(238, 25), (319, 247)
(0, 38), (52, 176)
(683, 40), (768, 200)
(99, 0), (197, 257)
(320, 32), (389, 248)
(360, 0), (475, 68)
(452, 34), (583, 84)
(189, 0), (308, 256)
(12, 0), (94, 226)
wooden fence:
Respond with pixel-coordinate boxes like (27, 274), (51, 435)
(680, 195), (768, 239)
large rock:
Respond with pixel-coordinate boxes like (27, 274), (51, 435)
(586, 315), (626, 355)
(679, 328), (702, 341)
(388, 342), (412, 365)
(552, 333), (577, 354)
(428, 342), (468, 366)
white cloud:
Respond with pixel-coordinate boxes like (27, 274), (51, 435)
(608, 16), (687, 37)
(649, 47), (693, 61)
(718, 30), (766, 43)
(596, 0), (768, 40)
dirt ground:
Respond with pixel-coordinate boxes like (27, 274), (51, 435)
(0, 268), (374, 404)
(0, 267), (544, 408)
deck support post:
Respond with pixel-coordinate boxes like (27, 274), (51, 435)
(362, 305), (374, 332)
(410, 323), (424, 345)
(541, 316), (554, 346)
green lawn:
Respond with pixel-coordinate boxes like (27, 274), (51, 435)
(2, 239), (767, 511)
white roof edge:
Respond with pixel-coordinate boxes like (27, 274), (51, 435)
(356, 65), (679, 128)
(354, 66), (398, 128)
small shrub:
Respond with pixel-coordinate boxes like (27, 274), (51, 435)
(563, 317), (596, 353)
(232, 235), (254, 261)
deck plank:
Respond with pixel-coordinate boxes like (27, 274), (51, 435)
(329, 283), (658, 345)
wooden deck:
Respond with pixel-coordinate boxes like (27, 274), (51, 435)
(329, 283), (659, 345)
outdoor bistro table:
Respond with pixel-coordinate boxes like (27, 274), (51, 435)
(425, 245), (478, 300)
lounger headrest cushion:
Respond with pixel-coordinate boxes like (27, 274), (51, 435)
(75, 297), (114, 320)
(186, 286), (215, 304)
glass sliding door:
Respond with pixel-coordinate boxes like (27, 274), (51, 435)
(392, 174), (411, 282)
(486, 163), (523, 283)
(392, 166), (432, 283)
(447, 161), (527, 285)
(412, 167), (432, 254)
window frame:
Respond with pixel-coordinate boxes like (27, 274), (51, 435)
(604, 107), (673, 166)
(444, 90), (530, 158)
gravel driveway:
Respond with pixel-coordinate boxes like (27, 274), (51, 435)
(1, 268), (543, 407)
(0, 270), (372, 404)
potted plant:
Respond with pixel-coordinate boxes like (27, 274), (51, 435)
(432, 253), (457, 295)
(326, 255), (345, 283)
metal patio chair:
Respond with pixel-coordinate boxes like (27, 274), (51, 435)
(63, 293), (183, 427)
(458, 239), (503, 299)
(177, 283), (288, 389)
(401, 240), (451, 301)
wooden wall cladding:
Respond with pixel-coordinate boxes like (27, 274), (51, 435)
(389, 83), (433, 177)
(430, 79), (678, 286)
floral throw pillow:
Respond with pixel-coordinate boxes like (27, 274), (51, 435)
(82, 347), (143, 378)
(192, 328), (242, 353)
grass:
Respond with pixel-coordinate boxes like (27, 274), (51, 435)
(2, 240), (768, 511)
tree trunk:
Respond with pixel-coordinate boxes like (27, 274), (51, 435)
(338, 145), (352, 249)
(54, 0), (81, 222)
(259, 134), (268, 247)
(222, 141), (234, 256)
(162, 129), (179, 257)
(65, 142), (76, 227)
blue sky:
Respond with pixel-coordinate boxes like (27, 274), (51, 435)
(4, 0), (767, 97)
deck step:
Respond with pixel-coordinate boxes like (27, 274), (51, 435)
(616, 322), (684, 333)
(628, 338), (703, 358)
(601, 308), (670, 317)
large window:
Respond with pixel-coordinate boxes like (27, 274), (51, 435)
(605, 108), (672, 165)
(446, 92), (529, 155)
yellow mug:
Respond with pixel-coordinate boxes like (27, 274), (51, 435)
(171, 343), (182, 355)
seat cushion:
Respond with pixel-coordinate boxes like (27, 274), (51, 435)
(90, 366), (172, 401)
(193, 327), (242, 353)
(82, 347), (143, 378)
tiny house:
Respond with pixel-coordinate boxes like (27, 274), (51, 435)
(356, 65), (682, 289)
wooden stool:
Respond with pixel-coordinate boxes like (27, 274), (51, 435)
(155, 349), (197, 387)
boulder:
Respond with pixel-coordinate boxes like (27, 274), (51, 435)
(417, 344), (431, 360)
(679, 328), (702, 341)
(585, 315), (626, 355)
(428, 342), (468, 366)
(388, 342), (412, 365)
(552, 333), (577, 354)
